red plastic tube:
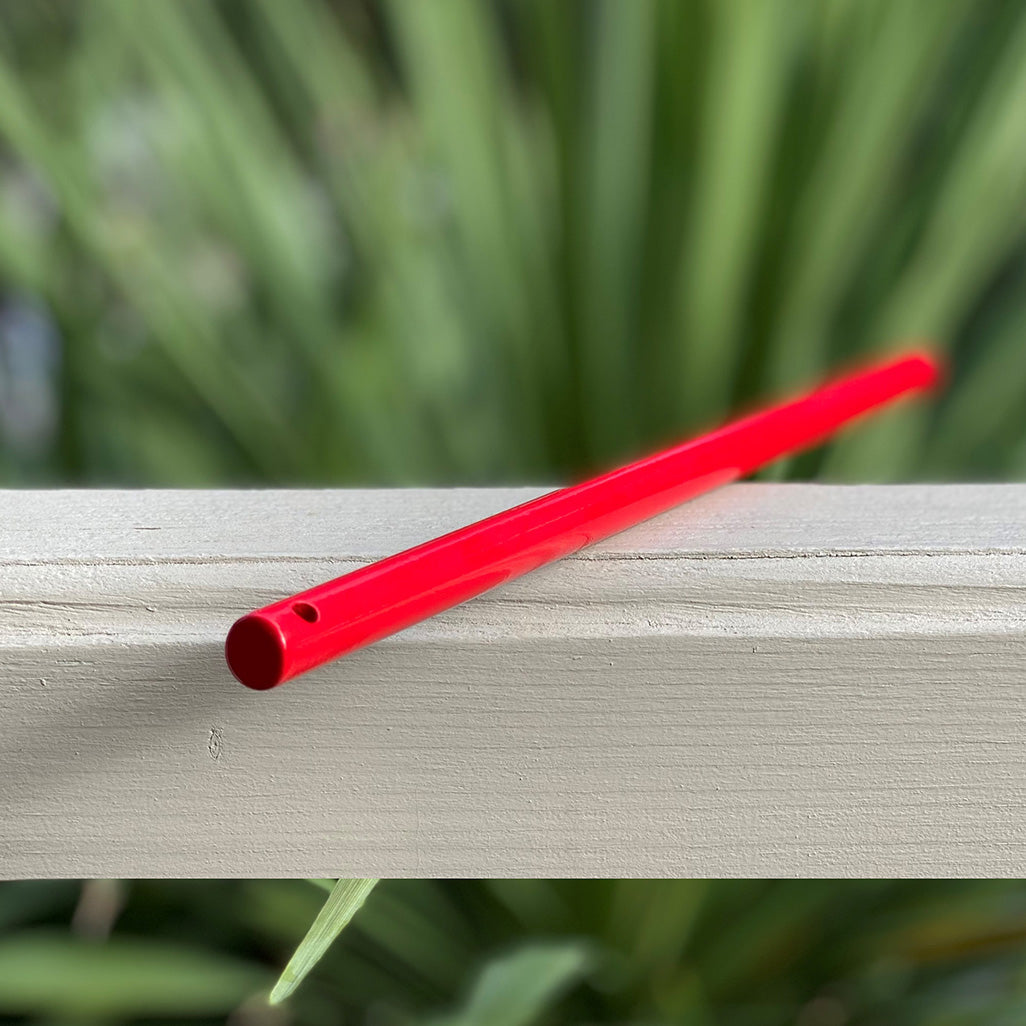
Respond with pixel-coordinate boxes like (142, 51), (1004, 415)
(226, 349), (941, 689)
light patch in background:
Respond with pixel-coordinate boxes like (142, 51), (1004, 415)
(0, 296), (61, 461)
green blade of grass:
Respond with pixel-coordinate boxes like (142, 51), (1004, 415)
(257, 0), (526, 480)
(386, 0), (550, 474)
(921, 303), (1026, 476)
(269, 877), (379, 1005)
(676, 0), (793, 428)
(821, 4), (1026, 480)
(0, 931), (264, 1018)
(764, 0), (968, 396)
(576, 0), (656, 464)
(0, 49), (293, 479)
(427, 942), (592, 1026)
(100, 0), (398, 480)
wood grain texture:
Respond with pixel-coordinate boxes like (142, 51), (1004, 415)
(2, 484), (1025, 878)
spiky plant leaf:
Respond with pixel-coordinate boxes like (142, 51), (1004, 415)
(426, 942), (592, 1026)
(269, 878), (379, 1005)
(0, 931), (264, 1017)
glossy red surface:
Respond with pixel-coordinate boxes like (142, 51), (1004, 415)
(225, 349), (941, 689)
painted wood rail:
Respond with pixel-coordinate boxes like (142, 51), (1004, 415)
(2, 484), (1025, 878)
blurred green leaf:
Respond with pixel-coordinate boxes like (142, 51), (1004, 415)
(0, 0), (1025, 485)
(426, 942), (592, 1026)
(269, 877), (379, 1004)
(576, 0), (656, 460)
(0, 930), (265, 1017)
(0, 881), (79, 933)
(6, 880), (1026, 1025)
(677, 0), (793, 425)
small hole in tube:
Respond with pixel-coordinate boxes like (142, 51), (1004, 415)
(293, 602), (320, 624)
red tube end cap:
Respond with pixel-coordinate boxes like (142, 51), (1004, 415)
(225, 614), (288, 690)
(902, 345), (945, 390)
(911, 348), (939, 387)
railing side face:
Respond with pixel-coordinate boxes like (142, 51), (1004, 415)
(2, 485), (1025, 877)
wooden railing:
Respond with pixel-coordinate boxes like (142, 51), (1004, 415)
(2, 484), (1024, 876)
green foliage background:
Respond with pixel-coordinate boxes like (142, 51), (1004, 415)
(3, 1), (1026, 1023)
(1, 0), (1026, 485)
(6, 880), (1026, 1025)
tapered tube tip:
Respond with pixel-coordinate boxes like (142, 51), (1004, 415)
(225, 614), (287, 690)
(900, 346), (945, 390)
